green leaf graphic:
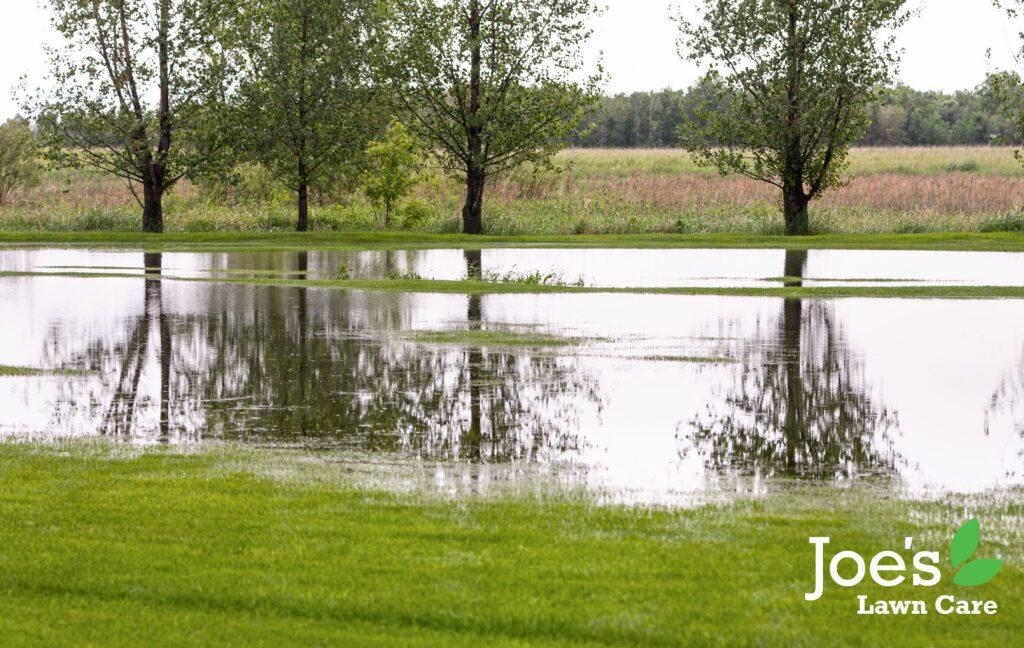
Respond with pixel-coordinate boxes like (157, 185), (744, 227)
(950, 518), (980, 568)
(953, 559), (1003, 587)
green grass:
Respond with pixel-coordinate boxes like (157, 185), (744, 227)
(409, 329), (587, 347)
(0, 365), (44, 377)
(761, 276), (934, 284)
(0, 365), (88, 377)
(5, 230), (1024, 252)
(0, 443), (1019, 645)
(6, 268), (1024, 300)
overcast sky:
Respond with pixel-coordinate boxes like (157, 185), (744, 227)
(2, 0), (1022, 120)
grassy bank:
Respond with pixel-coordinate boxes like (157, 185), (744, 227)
(9, 267), (1024, 299)
(4, 147), (1024, 236)
(0, 444), (1018, 645)
(5, 230), (1024, 252)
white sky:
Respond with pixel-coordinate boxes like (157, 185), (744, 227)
(1, 0), (1022, 120)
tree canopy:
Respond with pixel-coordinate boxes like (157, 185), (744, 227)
(217, 0), (389, 231)
(28, 0), (228, 232)
(678, 0), (910, 234)
(391, 0), (603, 234)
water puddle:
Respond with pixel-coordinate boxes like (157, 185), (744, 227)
(7, 246), (1024, 287)
(2, 248), (1023, 503)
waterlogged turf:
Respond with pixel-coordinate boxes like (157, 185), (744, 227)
(3, 241), (1024, 644)
(0, 365), (90, 377)
(408, 329), (589, 347)
(4, 230), (1024, 252)
(4, 248), (1024, 498)
(0, 445), (1018, 646)
(9, 268), (1024, 299)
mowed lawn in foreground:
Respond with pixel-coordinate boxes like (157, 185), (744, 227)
(5, 147), (1024, 235)
(0, 445), (1019, 646)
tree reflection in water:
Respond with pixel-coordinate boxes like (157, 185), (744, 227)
(688, 250), (900, 481)
(49, 250), (600, 463)
(988, 349), (1024, 442)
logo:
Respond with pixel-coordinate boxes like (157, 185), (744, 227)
(949, 518), (1003, 587)
(804, 518), (1004, 616)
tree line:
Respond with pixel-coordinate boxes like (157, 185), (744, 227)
(20, 0), (599, 235)
(9, 0), (1024, 236)
(572, 81), (1022, 148)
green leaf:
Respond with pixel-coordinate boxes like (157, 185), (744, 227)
(953, 559), (1004, 587)
(949, 518), (980, 568)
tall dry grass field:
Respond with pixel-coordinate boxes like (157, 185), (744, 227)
(3, 147), (1024, 234)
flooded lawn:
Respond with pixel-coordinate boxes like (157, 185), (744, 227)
(2, 248), (1023, 502)
(8, 246), (1024, 287)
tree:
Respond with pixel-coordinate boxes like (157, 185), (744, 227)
(990, 2), (1024, 156)
(28, 0), (226, 233)
(222, 0), (388, 231)
(362, 121), (422, 227)
(677, 0), (909, 235)
(391, 0), (602, 234)
(0, 118), (42, 206)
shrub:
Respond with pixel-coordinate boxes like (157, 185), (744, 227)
(0, 118), (42, 206)
(362, 122), (422, 227)
(400, 199), (434, 230)
(979, 213), (1024, 233)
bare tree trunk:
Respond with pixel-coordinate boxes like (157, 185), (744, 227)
(142, 167), (164, 233)
(462, 169), (485, 235)
(783, 183), (809, 236)
(297, 160), (310, 232)
(782, 3), (809, 237)
(296, 10), (311, 233)
(149, 0), (172, 235)
(463, 0), (485, 235)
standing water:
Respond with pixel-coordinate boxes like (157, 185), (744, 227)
(1, 247), (1023, 502)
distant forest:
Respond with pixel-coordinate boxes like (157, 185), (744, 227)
(571, 81), (1022, 148)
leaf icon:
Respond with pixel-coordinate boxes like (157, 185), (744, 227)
(953, 559), (1003, 587)
(950, 518), (980, 568)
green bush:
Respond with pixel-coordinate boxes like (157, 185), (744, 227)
(0, 118), (42, 206)
(399, 199), (434, 230)
(979, 213), (1024, 233)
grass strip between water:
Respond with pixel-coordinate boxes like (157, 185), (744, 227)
(0, 364), (90, 377)
(408, 330), (589, 347)
(6, 268), (1024, 299)
(4, 230), (1024, 252)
